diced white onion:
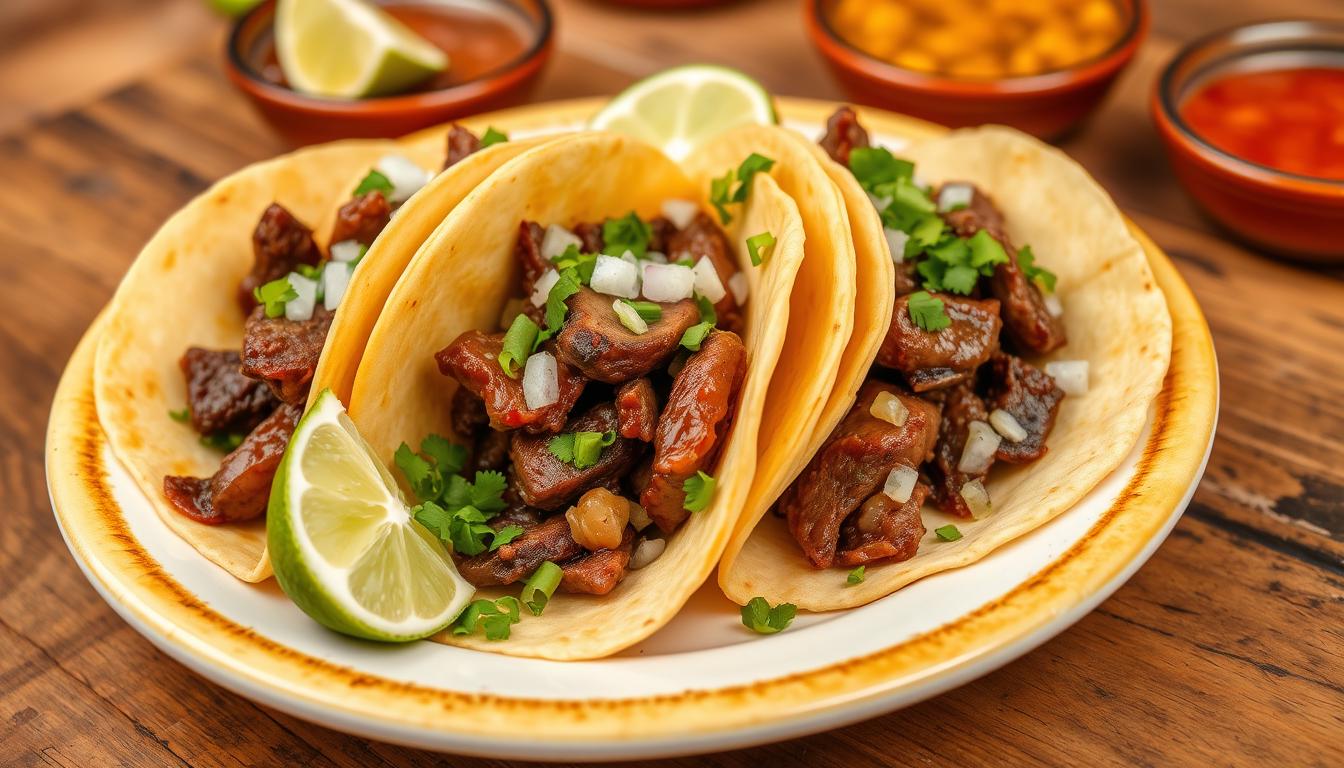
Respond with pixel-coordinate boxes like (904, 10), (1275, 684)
(643, 250), (668, 264)
(522, 352), (559, 410)
(869, 390), (909, 427)
(1045, 360), (1089, 396)
(692, 257), (727, 303)
(329, 239), (363, 262)
(628, 536), (666, 570)
(957, 420), (1001, 474)
(884, 227), (909, 264)
(728, 271), (749, 304)
(591, 254), (641, 299)
(641, 262), (695, 302)
(867, 191), (890, 211)
(530, 269), (560, 307)
(612, 299), (648, 335)
(661, 198), (699, 230)
(937, 183), (974, 212)
(959, 478), (992, 519)
(541, 224), (582, 261)
(628, 503), (653, 531)
(321, 262), (351, 311)
(1044, 293), (1064, 317)
(375, 154), (431, 204)
(883, 464), (919, 504)
(284, 272), (317, 322)
(989, 408), (1028, 443)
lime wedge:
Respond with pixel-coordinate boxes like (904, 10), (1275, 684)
(268, 389), (473, 641)
(590, 65), (778, 160)
(274, 0), (448, 99)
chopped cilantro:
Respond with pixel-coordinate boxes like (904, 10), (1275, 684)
(498, 314), (539, 378)
(395, 442), (441, 502)
(709, 169), (735, 224)
(746, 231), (775, 267)
(621, 299), (662, 324)
(848, 147), (915, 191)
(694, 292), (717, 325)
(682, 470), (716, 512)
(708, 153), (776, 224)
(935, 524), (963, 541)
(967, 229), (1009, 270)
(907, 290), (950, 332)
(1017, 245), (1057, 293)
(420, 434), (467, 476)
(252, 277), (297, 318)
(295, 263), (322, 281)
(847, 566), (866, 585)
(550, 245), (597, 284)
(451, 596), (520, 641)
(732, 153), (776, 202)
(602, 212), (652, 259)
(521, 561), (562, 616)
(490, 525), (524, 551)
(414, 501), (499, 557)
(169, 407), (190, 423)
(354, 169), (394, 197)
(199, 432), (243, 452)
(534, 268), (582, 349)
(740, 597), (797, 635)
(480, 126), (509, 148)
(680, 321), (714, 352)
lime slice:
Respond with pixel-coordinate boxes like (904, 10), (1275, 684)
(274, 0), (448, 99)
(590, 65), (778, 160)
(268, 389), (473, 641)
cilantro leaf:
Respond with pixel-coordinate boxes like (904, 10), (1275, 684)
(452, 597), (521, 641)
(412, 500), (454, 540)
(935, 524), (963, 541)
(535, 268), (582, 348)
(546, 433), (575, 464)
(395, 442), (441, 502)
(740, 597), (797, 634)
(470, 470), (508, 513)
(551, 245), (597, 284)
(252, 277), (297, 318)
(480, 126), (509, 148)
(1017, 245), (1057, 293)
(941, 264), (979, 295)
(680, 322), (714, 352)
(967, 229), (1009, 270)
(169, 407), (190, 423)
(907, 290), (950, 332)
(548, 431), (616, 469)
(682, 470), (716, 512)
(448, 505), (493, 556)
(200, 432), (244, 452)
(848, 147), (914, 191)
(602, 212), (652, 259)
(498, 313), (539, 378)
(420, 434), (467, 476)
(354, 169), (395, 198)
(489, 525), (524, 551)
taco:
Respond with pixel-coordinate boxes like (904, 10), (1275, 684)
(94, 124), (549, 582)
(718, 108), (1172, 610)
(344, 131), (806, 659)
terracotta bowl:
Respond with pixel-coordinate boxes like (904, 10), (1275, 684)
(803, 0), (1148, 140)
(225, 0), (553, 145)
(1151, 20), (1344, 263)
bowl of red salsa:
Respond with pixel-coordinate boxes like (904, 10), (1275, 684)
(226, 0), (553, 145)
(1152, 20), (1344, 262)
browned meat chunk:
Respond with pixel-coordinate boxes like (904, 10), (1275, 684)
(987, 354), (1064, 463)
(893, 261), (920, 296)
(508, 403), (644, 511)
(436, 330), (585, 434)
(455, 515), (582, 587)
(640, 330), (747, 532)
(940, 183), (1066, 354)
(559, 527), (635, 595)
(238, 204), (322, 313)
(472, 430), (511, 473)
(516, 221), (549, 299)
(930, 383), (989, 518)
(329, 190), (391, 247)
(443, 123), (481, 170)
(647, 216), (673, 254)
(240, 304), (334, 405)
(616, 378), (658, 442)
(450, 386), (489, 436)
(449, 388), (511, 471)
(163, 404), (300, 524)
(490, 503), (543, 531)
(178, 348), (277, 436)
(779, 381), (940, 569)
(666, 212), (742, 332)
(553, 288), (700, 384)
(819, 106), (870, 166)
(837, 482), (930, 568)
(572, 221), (604, 253)
(878, 294), (1001, 392)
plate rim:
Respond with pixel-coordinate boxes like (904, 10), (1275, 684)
(45, 97), (1219, 760)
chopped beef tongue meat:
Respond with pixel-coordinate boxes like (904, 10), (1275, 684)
(443, 123), (481, 170)
(238, 204), (322, 313)
(456, 515), (582, 587)
(646, 216), (673, 255)
(178, 348), (277, 436)
(819, 106), (871, 166)
(930, 382), (990, 518)
(436, 330), (586, 434)
(893, 261), (921, 297)
(163, 403), (301, 524)
(938, 183), (1066, 355)
(779, 381), (940, 569)
(516, 221), (550, 300)
(641, 330), (747, 533)
(988, 353), (1064, 463)
(449, 388), (511, 471)
(559, 526), (635, 595)
(240, 304), (335, 405)
(837, 481), (930, 567)
(879, 293), (1001, 392)
(554, 287), (700, 384)
(572, 221), (605, 254)
(666, 211), (742, 332)
(329, 190), (391, 247)
(615, 378), (658, 442)
(509, 402), (644, 511)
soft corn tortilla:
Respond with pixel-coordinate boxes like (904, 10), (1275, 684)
(348, 132), (807, 659)
(719, 125), (1172, 610)
(94, 132), (526, 582)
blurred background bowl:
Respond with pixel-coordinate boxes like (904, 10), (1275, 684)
(803, 0), (1147, 140)
(225, 0), (553, 145)
(1151, 19), (1344, 263)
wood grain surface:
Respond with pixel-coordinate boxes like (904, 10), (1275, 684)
(2, 0), (1342, 765)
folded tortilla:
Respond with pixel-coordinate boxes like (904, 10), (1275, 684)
(348, 132), (808, 659)
(94, 132), (548, 582)
(718, 126), (1172, 610)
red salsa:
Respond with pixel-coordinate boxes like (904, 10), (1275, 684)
(1180, 67), (1344, 180)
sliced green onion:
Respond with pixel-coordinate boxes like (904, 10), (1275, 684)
(480, 126), (509, 147)
(521, 561), (563, 616)
(935, 524), (962, 541)
(498, 314), (539, 378)
(746, 231), (776, 267)
(846, 566), (866, 585)
(622, 299), (662, 324)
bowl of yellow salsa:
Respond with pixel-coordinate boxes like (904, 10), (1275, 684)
(804, 0), (1147, 139)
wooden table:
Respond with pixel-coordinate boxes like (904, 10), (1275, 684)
(3, 0), (1342, 765)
